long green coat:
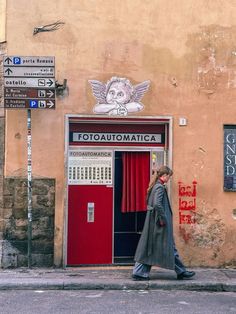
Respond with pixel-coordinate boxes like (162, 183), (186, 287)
(134, 181), (175, 270)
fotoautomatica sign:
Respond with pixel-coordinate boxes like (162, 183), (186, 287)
(72, 132), (162, 144)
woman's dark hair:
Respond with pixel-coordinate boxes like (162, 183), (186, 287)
(147, 165), (173, 195)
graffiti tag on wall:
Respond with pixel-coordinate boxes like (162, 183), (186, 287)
(178, 180), (197, 242)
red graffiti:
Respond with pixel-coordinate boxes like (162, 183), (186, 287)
(178, 181), (197, 197)
(179, 226), (192, 243)
(179, 198), (196, 211)
(178, 180), (197, 225)
(179, 211), (196, 224)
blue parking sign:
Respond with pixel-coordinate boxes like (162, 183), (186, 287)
(29, 100), (38, 108)
(13, 57), (21, 64)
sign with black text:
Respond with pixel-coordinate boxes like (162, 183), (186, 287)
(3, 56), (56, 109)
(71, 132), (163, 144)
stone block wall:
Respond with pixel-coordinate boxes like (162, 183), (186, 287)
(1, 178), (55, 268)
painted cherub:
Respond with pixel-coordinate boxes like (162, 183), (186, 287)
(89, 77), (150, 116)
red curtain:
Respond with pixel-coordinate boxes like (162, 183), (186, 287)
(121, 152), (150, 213)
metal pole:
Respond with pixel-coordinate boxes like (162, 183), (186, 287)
(27, 109), (32, 268)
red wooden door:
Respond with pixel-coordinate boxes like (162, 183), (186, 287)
(67, 185), (113, 265)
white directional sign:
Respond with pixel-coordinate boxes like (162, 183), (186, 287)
(4, 66), (55, 77)
(4, 56), (55, 66)
(4, 77), (55, 88)
(4, 56), (56, 109)
(5, 99), (55, 109)
(4, 87), (55, 99)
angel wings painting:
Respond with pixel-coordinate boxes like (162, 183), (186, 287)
(89, 77), (150, 116)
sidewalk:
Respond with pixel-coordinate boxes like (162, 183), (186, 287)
(0, 266), (235, 292)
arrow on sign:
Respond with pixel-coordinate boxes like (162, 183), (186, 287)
(5, 68), (13, 75)
(46, 90), (54, 98)
(4, 57), (12, 64)
(47, 79), (54, 87)
(47, 101), (54, 108)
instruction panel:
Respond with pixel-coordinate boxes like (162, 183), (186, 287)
(68, 150), (113, 185)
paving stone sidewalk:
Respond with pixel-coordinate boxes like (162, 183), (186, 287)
(0, 267), (235, 292)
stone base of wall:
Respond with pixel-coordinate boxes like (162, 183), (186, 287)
(1, 177), (55, 268)
(0, 240), (54, 268)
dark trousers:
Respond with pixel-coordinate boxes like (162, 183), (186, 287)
(173, 246), (186, 275)
(133, 245), (186, 278)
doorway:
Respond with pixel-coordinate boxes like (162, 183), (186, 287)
(114, 151), (150, 264)
(65, 116), (170, 266)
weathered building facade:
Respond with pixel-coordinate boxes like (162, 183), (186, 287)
(0, 0), (236, 268)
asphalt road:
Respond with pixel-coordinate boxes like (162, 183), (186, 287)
(0, 290), (235, 314)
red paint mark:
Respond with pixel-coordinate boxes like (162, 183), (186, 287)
(178, 181), (197, 242)
(179, 198), (196, 211)
(179, 226), (192, 244)
(179, 212), (196, 224)
(178, 181), (197, 225)
(178, 181), (197, 197)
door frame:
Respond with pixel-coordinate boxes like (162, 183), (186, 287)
(63, 115), (173, 267)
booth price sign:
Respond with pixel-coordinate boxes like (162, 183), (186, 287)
(3, 56), (56, 109)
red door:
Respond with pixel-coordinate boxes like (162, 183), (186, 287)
(67, 184), (113, 265)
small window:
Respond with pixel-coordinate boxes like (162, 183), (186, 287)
(151, 150), (165, 172)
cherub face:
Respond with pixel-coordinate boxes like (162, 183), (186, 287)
(106, 82), (131, 105)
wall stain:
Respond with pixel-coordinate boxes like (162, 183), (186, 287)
(102, 41), (141, 73)
(14, 133), (21, 140)
(142, 24), (236, 97)
(143, 46), (194, 81)
(187, 25), (236, 95)
(190, 201), (226, 259)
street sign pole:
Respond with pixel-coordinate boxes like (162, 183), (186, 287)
(3, 56), (56, 268)
(27, 109), (32, 268)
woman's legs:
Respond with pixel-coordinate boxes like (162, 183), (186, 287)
(174, 247), (186, 275)
(133, 247), (186, 279)
(132, 262), (151, 278)
(174, 246), (195, 279)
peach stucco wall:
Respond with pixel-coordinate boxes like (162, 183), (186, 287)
(4, 0), (236, 266)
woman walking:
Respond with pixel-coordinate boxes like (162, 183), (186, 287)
(132, 166), (195, 281)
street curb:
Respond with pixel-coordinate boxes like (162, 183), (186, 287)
(222, 283), (236, 292)
(0, 281), (235, 292)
